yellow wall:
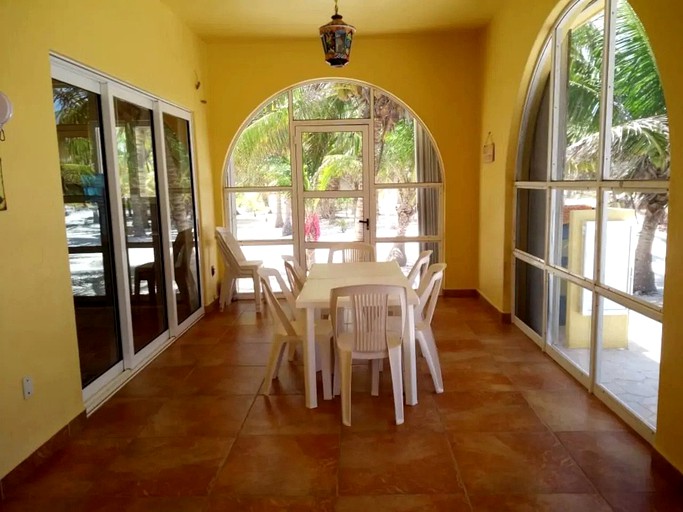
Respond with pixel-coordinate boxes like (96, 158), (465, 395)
(480, 0), (683, 472)
(0, 0), (213, 478)
(205, 32), (484, 291)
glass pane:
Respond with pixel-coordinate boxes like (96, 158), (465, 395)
(375, 188), (439, 238)
(231, 93), (290, 187)
(53, 79), (121, 387)
(115, 98), (168, 352)
(548, 274), (591, 375)
(514, 260), (544, 336)
(604, 191), (666, 307)
(516, 188), (546, 259)
(597, 297), (660, 429)
(519, 77), (550, 181)
(292, 82), (370, 120)
(559, 12), (605, 181)
(551, 189), (596, 277)
(302, 131), (363, 191)
(228, 191), (293, 241)
(607, 1), (668, 181)
(304, 198), (364, 242)
(237, 245), (293, 294)
(376, 241), (439, 278)
(163, 113), (201, 324)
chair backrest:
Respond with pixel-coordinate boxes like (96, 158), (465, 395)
(328, 242), (376, 263)
(215, 227), (247, 265)
(258, 267), (298, 336)
(406, 250), (432, 289)
(415, 263), (447, 326)
(282, 255), (306, 296)
(330, 284), (406, 353)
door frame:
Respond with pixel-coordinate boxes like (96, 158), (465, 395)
(292, 121), (373, 266)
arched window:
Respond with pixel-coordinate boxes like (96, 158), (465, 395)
(223, 80), (443, 291)
(514, 0), (668, 436)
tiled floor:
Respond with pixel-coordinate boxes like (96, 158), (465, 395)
(2, 298), (683, 511)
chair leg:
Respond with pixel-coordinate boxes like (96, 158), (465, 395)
(252, 270), (262, 313)
(333, 346), (341, 396)
(417, 329), (444, 393)
(318, 337), (333, 401)
(219, 266), (235, 312)
(287, 343), (297, 361)
(387, 348), (404, 425)
(263, 337), (287, 395)
(340, 350), (353, 426)
(371, 359), (381, 396)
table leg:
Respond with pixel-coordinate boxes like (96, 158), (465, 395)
(304, 307), (318, 409)
(403, 304), (418, 406)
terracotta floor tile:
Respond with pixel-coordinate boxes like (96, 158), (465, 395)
(338, 432), (462, 495)
(4, 438), (130, 498)
(116, 366), (195, 398)
(241, 395), (341, 435)
(601, 491), (683, 512)
(340, 393), (444, 433)
(436, 339), (493, 366)
(213, 435), (339, 496)
(499, 361), (582, 390)
(557, 431), (681, 493)
(523, 389), (628, 431)
(181, 365), (266, 395)
(208, 495), (335, 511)
(138, 395), (254, 437)
(205, 342), (272, 366)
(4, 297), (682, 511)
(335, 494), (471, 511)
(469, 493), (612, 511)
(0, 498), (86, 512)
(79, 496), (208, 511)
(79, 397), (165, 439)
(437, 363), (516, 392)
(449, 431), (593, 494)
(91, 437), (233, 497)
(435, 391), (547, 432)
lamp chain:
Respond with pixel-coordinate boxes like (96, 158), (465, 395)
(334, 0), (338, 15)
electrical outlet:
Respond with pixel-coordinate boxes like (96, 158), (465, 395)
(22, 376), (33, 399)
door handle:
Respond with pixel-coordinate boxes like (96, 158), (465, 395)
(358, 218), (370, 231)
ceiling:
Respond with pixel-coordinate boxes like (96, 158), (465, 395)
(160, 0), (503, 40)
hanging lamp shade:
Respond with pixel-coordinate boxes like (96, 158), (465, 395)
(319, 1), (355, 68)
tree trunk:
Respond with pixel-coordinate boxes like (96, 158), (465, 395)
(275, 194), (284, 228)
(632, 195), (666, 295)
(282, 195), (292, 237)
(125, 123), (147, 237)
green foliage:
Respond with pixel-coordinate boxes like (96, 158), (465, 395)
(565, 1), (669, 180)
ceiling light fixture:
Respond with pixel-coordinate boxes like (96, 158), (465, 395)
(319, 0), (356, 68)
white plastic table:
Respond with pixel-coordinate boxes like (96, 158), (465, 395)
(295, 261), (419, 409)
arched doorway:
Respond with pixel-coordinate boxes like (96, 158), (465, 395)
(223, 80), (444, 292)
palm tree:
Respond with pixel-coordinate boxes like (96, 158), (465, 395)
(564, 1), (668, 295)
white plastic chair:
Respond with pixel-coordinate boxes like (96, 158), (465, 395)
(413, 263), (447, 393)
(258, 268), (333, 397)
(331, 284), (406, 426)
(215, 227), (262, 312)
(406, 250), (433, 289)
(327, 242), (376, 263)
(282, 255), (306, 296)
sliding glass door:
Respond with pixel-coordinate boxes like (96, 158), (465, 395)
(52, 58), (203, 402)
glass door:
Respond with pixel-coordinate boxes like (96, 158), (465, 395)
(294, 124), (371, 268)
(159, 110), (202, 327)
(53, 78), (123, 388)
(112, 95), (169, 354)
